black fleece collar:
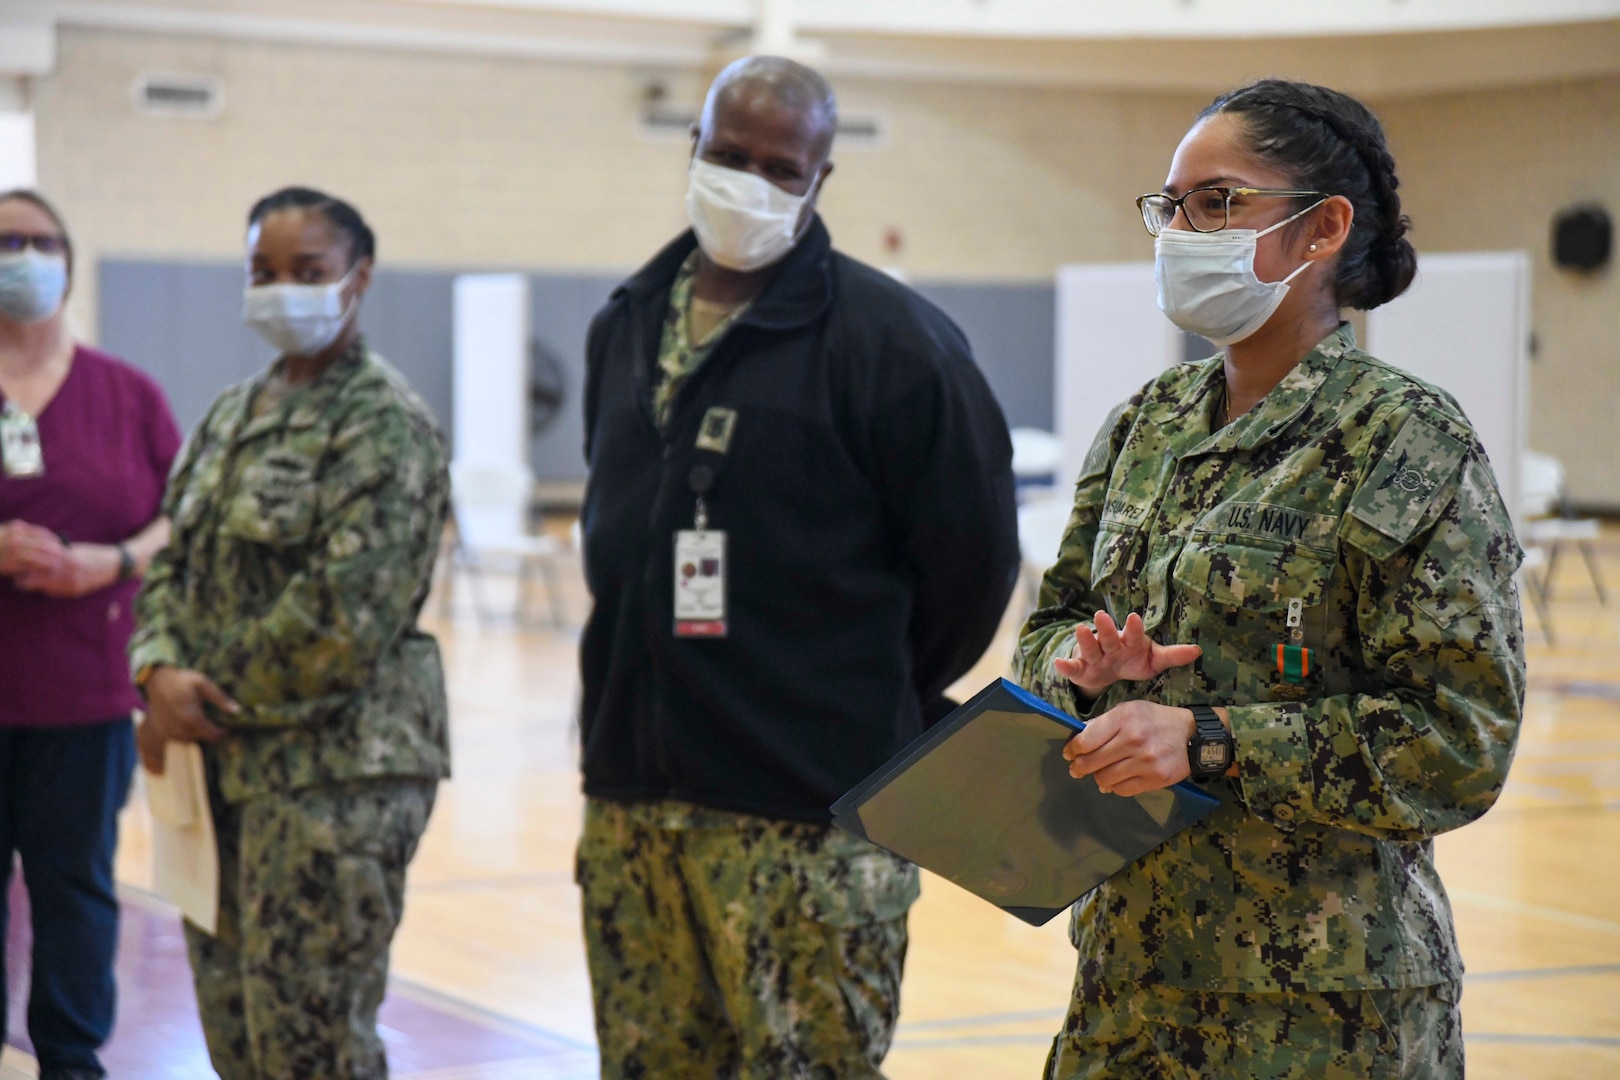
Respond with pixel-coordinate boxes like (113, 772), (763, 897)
(615, 216), (836, 333)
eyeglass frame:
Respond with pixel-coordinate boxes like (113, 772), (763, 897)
(1135, 187), (1331, 237)
(0, 233), (70, 256)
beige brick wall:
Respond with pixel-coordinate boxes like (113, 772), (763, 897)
(31, 28), (1620, 504)
(34, 29), (1204, 302)
(1378, 79), (1620, 508)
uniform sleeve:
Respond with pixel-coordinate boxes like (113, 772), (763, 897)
(868, 330), (1019, 718)
(1231, 411), (1526, 841)
(195, 406), (451, 728)
(1013, 399), (1134, 718)
(130, 401), (219, 677)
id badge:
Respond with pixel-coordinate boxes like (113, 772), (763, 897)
(674, 529), (727, 637)
(0, 406), (44, 478)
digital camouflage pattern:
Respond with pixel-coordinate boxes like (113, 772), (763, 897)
(130, 341), (451, 803)
(1044, 962), (1461, 1079)
(1015, 324), (1525, 995)
(577, 797), (919, 1079)
(187, 777), (436, 1079)
(651, 251), (751, 430)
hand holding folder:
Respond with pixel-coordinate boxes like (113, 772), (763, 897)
(832, 679), (1220, 925)
(145, 733), (220, 935)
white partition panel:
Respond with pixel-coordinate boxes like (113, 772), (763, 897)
(1054, 263), (1181, 485)
(452, 273), (530, 469)
(0, 112), (36, 189)
(1365, 251), (1530, 525)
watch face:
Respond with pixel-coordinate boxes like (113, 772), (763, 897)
(1197, 741), (1229, 770)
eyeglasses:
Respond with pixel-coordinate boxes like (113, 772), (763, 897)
(0, 233), (69, 255)
(1135, 187), (1329, 237)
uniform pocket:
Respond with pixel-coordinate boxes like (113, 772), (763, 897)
(1172, 536), (1332, 613)
(220, 462), (317, 547)
(1090, 525), (1145, 610)
(239, 782), (431, 976)
(1363, 983), (1463, 1080)
(790, 833), (916, 1064)
(1172, 537), (1336, 702)
(796, 838), (920, 929)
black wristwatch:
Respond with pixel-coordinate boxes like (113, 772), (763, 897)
(1187, 704), (1234, 781)
(116, 544), (135, 583)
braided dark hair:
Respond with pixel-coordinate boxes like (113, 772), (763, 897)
(1201, 79), (1416, 310)
(247, 186), (376, 266)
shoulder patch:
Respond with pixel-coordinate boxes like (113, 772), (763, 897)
(1348, 413), (1468, 547)
(1078, 401), (1129, 486)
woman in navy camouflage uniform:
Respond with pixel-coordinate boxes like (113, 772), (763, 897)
(1018, 80), (1523, 1079)
(133, 188), (450, 1079)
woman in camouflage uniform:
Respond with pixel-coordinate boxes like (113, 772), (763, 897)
(133, 187), (450, 1079)
(1018, 81), (1524, 1079)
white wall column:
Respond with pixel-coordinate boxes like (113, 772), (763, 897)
(1053, 263), (1181, 485)
(0, 106), (37, 190)
(452, 273), (531, 469)
(1365, 250), (1531, 525)
(0, 8), (53, 190)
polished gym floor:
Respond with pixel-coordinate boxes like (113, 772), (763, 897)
(5, 527), (1619, 1079)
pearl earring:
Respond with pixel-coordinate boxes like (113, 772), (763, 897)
(1309, 243), (1318, 251)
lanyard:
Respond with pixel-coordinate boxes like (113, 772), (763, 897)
(673, 406), (736, 638)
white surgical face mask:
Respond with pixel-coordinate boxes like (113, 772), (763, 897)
(242, 270), (357, 357)
(685, 159), (820, 273)
(0, 250), (69, 324)
(1154, 199), (1326, 346)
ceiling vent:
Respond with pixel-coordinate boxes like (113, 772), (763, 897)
(637, 104), (888, 150)
(132, 72), (224, 119)
(832, 113), (887, 150)
(638, 102), (700, 140)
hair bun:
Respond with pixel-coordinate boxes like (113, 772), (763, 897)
(1373, 224), (1418, 304)
(1203, 79), (1416, 310)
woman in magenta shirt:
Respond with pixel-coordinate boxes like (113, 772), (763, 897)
(0, 189), (180, 1080)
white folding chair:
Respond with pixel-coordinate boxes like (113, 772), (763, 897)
(1517, 545), (1554, 645)
(1520, 450), (1606, 607)
(445, 459), (568, 628)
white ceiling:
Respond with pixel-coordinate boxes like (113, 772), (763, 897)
(398, 0), (1620, 39)
(5, 0), (1620, 97)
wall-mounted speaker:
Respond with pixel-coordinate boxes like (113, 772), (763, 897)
(1551, 204), (1611, 273)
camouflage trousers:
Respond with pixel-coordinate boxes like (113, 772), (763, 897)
(185, 777), (437, 1080)
(1044, 960), (1463, 1080)
(577, 797), (920, 1080)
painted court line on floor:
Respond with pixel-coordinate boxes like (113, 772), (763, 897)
(1540, 680), (1620, 702)
(894, 1031), (1055, 1050)
(1468, 962), (1620, 983)
(893, 963), (1620, 1050)
(6, 879), (595, 1077)
(895, 1030), (1620, 1053)
(408, 870), (577, 893)
(397, 1052), (601, 1080)
(1447, 888), (1620, 938)
(1466, 1034), (1620, 1049)
(387, 975), (597, 1053)
(900, 1008), (1065, 1032)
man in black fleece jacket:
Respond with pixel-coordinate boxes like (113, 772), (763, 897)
(576, 55), (1019, 1078)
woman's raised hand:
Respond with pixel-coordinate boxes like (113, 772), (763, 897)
(1053, 611), (1203, 699)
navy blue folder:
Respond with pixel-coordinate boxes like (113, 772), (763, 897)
(831, 678), (1222, 926)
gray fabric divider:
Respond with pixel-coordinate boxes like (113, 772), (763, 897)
(99, 259), (1054, 483)
(909, 279), (1054, 433)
